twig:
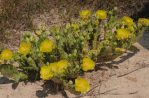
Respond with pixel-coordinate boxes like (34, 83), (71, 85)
(88, 82), (102, 94)
(129, 91), (138, 94)
(97, 82), (102, 98)
(99, 91), (138, 95)
(60, 85), (69, 98)
(73, 88), (117, 98)
(61, 90), (69, 98)
(99, 88), (117, 95)
(117, 63), (147, 77)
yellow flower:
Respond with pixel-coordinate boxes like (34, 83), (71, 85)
(49, 62), (58, 75)
(116, 29), (130, 40)
(128, 26), (135, 32)
(95, 10), (107, 20)
(122, 16), (134, 26)
(79, 10), (91, 20)
(40, 65), (53, 80)
(138, 18), (149, 26)
(48, 60), (69, 76)
(75, 78), (90, 93)
(82, 57), (95, 71)
(0, 49), (13, 60)
(18, 42), (31, 55)
(57, 60), (69, 74)
(40, 39), (55, 53)
(115, 48), (126, 53)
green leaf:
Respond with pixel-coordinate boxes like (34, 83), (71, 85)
(0, 64), (28, 82)
(0, 64), (18, 77)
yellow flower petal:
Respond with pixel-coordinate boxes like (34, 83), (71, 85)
(18, 42), (31, 55)
(40, 65), (53, 80)
(57, 60), (69, 74)
(49, 62), (58, 75)
(95, 10), (107, 20)
(82, 57), (95, 71)
(0, 49), (13, 60)
(40, 39), (55, 53)
(79, 10), (91, 20)
(75, 78), (90, 93)
(115, 48), (126, 53)
(116, 29), (131, 40)
(122, 16), (134, 26)
(138, 18), (149, 26)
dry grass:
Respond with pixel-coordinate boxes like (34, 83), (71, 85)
(0, 0), (149, 49)
(0, 0), (148, 31)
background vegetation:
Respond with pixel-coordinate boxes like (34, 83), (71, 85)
(0, 0), (149, 49)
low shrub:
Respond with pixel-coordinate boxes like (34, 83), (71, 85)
(0, 9), (149, 93)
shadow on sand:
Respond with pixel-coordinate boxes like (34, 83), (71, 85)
(36, 80), (69, 98)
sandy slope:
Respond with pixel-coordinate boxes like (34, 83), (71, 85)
(0, 31), (149, 98)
